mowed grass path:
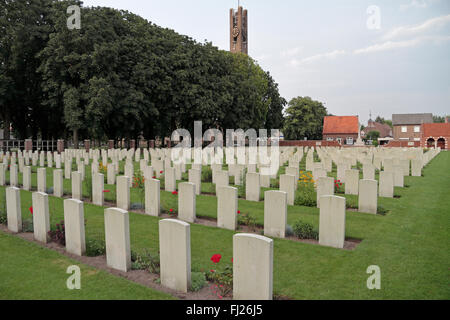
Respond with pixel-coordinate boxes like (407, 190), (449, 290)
(1, 152), (449, 299)
(0, 231), (174, 300)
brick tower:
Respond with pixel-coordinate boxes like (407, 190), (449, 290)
(230, 6), (248, 54)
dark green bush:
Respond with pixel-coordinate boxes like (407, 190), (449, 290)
(285, 224), (294, 237)
(86, 238), (106, 257)
(377, 205), (388, 215)
(22, 220), (34, 233)
(190, 272), (207, 292)
(293, 220), (318, 240)
(0, 189), (6, 224)
(237, 211), (258, 230)
(294, 182), (317, 207)
(131, 249), (160, 274)
(202, 167), (212, 182)
(346, 198), (358, 209)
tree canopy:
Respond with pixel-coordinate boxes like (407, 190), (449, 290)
(433, 115), (448, 123)
(282, 96), (328, 140)
(0, 0), (285, 144)
(375, 116), (393, 128)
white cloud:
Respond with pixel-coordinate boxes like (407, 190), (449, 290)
(383, 14), (450, 41)
(400, 0), (440, 11)
(255, 53), (272, 62)
(281, 47), (303, 57)
(354, 35), (450, 54)
(291, 50), (346, 66)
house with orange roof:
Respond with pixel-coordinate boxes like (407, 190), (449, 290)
(323, 116), (360, 145)
(421, 121), (450, 150)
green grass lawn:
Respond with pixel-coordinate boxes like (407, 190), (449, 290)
(0, 151), (449, 299)
(0, 231), (174, 300)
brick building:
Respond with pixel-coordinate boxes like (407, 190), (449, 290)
(361, 119), (393, 145)
(392, 113), (433, 142)
(323, 116), (359, 145)
(421, 122), (450, 150)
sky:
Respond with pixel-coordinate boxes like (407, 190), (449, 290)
(81, 0), (450, 125)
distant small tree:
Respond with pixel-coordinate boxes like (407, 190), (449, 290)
(375, 116), (392, 128)
(365, 130), (380, 143)
(433, 116), (445, 123)
(283, 97), (328, 140)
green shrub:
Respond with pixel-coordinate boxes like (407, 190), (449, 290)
(294, 182), (317, 207)
(86, 238), (106, 257)
(377, 205), (388, 215)
(202, 167), (212, 182)
(346, 198), (358, 209)
(130, 202), (144, 210)
(237, 211), (257, 230)
(48, 220), (66, 246)
(131, 249), (160, 274)
(0, 189), (6, 224)
(270, 179), (280, 188)
(22, 220), (34, 233)
(190, 272), (207, 292)
(293, 220), (318, 240)
(206, 265), (233, 298)
(285, 224), (294, 237)
(0, 211), (7, 225)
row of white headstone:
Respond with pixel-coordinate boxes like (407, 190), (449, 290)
(3, 187), (274, 300)
(3, 162), (354, 254)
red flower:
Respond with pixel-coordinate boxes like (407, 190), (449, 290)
(160, 170), (163, 174)
(231, 258), (234, 263)
(152, 176), (156, 179)
(169, 209), (174, 214)
(172, 191), (178, 195)
(210, 269), (215, 273)
(103, 190), (110, 193)
(237, 210), (241, 214)
(29, 206), (33, 215)
(210, 254), (222, 264)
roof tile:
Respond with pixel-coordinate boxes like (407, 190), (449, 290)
(323, 116), (359, 134)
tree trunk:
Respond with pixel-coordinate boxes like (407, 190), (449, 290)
(3, 115), (11, 140)
(73, 128), (79, 149)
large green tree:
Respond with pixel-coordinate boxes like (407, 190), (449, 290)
(283, 96), (328, 140)
(0, 0), (57, 139)
(1, 1), (285, 144)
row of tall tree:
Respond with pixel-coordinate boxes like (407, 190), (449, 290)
(0, 0), (286, 145)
